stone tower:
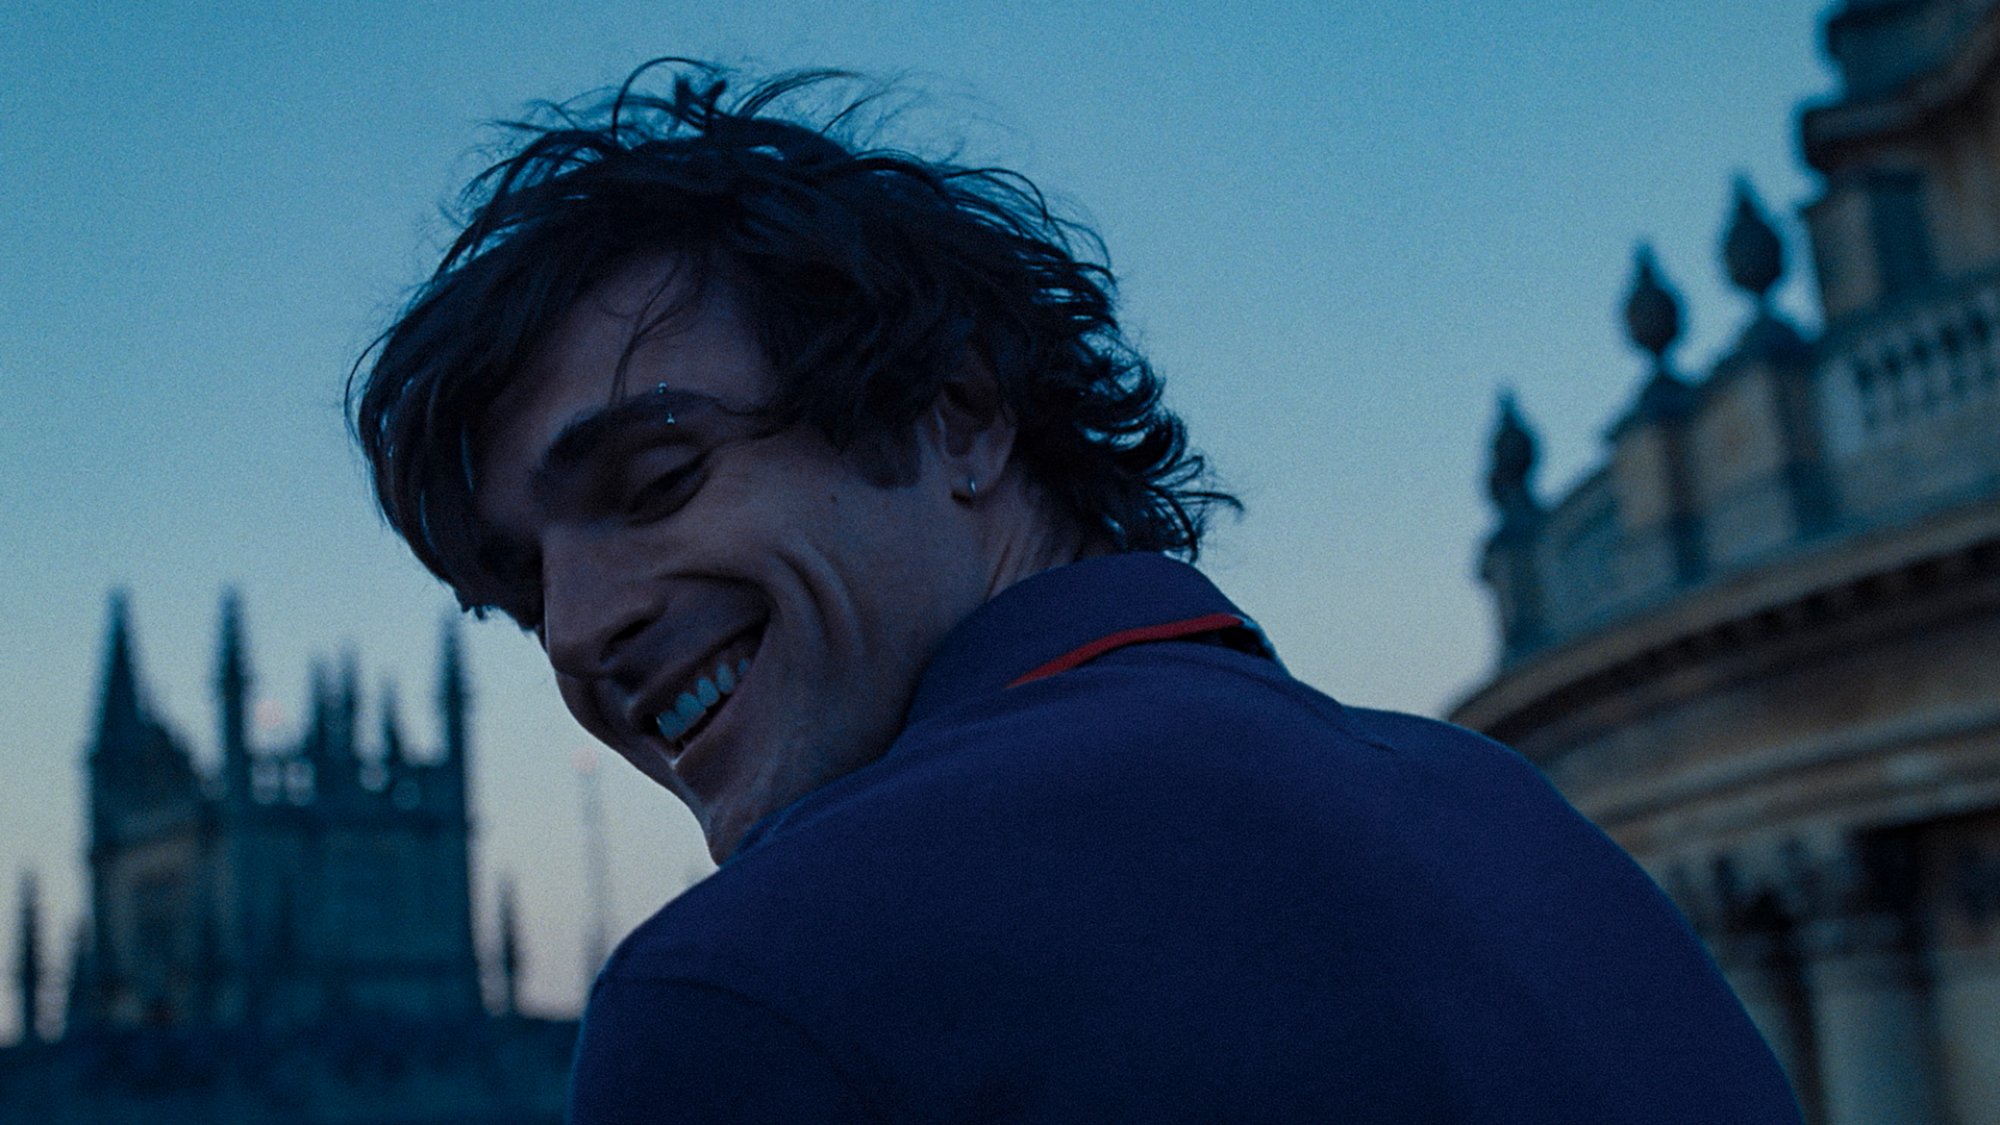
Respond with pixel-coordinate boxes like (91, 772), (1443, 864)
(69, 592), (489, 1031)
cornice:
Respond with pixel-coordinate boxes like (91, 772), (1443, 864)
(1449, 495), (2000, 744)
(1585, 701), (2000, 842)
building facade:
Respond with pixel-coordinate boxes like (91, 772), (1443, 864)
(1452, 2), (2000, 1123)
(1, 593), (574, 1124)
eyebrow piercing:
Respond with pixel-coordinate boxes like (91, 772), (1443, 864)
(654, 382), (676, 424)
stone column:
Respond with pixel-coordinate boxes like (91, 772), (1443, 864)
(1800, 910), (1943, 1125)
(1714, 925), (1824, 1124)
(1692, 849), (1826, 1124)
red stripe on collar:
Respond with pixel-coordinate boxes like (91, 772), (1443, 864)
(1005, 612), (1248, 690)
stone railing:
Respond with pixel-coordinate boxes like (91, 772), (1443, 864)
(1490, 272), (2000, 664)
(1814, 273), (2000, 533)
(1817, 273), (2000, 456)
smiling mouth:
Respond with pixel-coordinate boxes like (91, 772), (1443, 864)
(650, 630), (762, 757)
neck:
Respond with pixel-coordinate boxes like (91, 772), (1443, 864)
(979, 480), (1112, 602)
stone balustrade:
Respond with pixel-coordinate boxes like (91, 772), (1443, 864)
(1820, 274), (2000, 455)
(1813, 275), (2000, 534)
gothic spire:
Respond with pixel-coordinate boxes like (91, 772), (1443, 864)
(439, 616), (469, 767)
(1722, 176), (1784, 308)
(13, 872), (41, 1045)
(1486, 391), (1541, 524)
(93, 590), (146, 757)
(498, 876), (522, 1018)
(215, 588), (250, 709)
(379, 679), (409, 766)
(62, 921), (94, 1035)
(304, 659), (334, 769)
(336, 647), (362, 762)
(216, 590), (254, 798)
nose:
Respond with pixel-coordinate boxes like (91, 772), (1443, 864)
(537, 531), (654, 682)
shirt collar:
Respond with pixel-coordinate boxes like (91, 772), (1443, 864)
(903, 551), (1273, 729)
(728, 553), (1274, 862)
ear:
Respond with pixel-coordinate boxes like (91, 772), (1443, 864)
(926, 350), (1016, 504)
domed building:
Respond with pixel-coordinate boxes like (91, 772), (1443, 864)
(1451, 2), (2000, 1123)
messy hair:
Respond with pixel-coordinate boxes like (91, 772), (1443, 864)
(349, 61), (1236, 621)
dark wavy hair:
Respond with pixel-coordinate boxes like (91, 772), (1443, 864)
(350, 62), (1236, 623)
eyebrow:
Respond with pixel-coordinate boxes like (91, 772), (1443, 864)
(534, 395), (688, 487)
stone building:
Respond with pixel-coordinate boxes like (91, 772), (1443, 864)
(1451, 2), (2000, 1123)
(0, 593), (574, 1124)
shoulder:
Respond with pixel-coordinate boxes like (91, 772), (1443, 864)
(569, 974), (884, 1124)
(924, 639), (1512, 769)
(589, 642), (1798, 1121)
(892, 641), (1558, 832)
(690, 640), (1566, 894)
(653, 642), (1574, 948)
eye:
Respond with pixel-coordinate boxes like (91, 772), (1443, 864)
(619, 453), (708, 524)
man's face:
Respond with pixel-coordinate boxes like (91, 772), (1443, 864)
(473, 256), (992, 860)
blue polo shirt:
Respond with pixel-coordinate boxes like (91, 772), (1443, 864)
(569, 553), (1801, 1123)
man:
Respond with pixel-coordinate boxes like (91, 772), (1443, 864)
(352, 66), (1802, 1122)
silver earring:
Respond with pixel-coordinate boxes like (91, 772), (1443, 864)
(965, 476), (979, 500)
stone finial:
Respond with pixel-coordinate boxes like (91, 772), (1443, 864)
(1486, 391), (1540, 520)
(1722, 176), (1784, 306)
(1623, 244), (1683, 367)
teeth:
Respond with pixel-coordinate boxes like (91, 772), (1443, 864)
(656, 693), (702, 740)
(652, 655), (751, 745)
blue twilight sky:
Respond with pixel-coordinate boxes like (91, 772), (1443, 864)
(2, 0), (1836, 1027)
